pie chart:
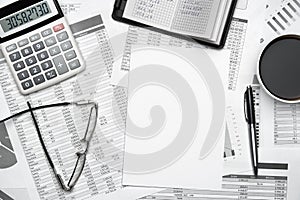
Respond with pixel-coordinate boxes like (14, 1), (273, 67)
(0, 122), (17, 169)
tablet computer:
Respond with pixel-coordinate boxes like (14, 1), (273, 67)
(112, 0), (238, 48)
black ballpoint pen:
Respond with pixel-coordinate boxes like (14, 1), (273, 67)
(244, 85), (258, 176)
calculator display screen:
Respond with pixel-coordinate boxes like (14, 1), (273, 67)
(0, 1), (52, 33)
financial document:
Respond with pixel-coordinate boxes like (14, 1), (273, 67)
(121, 45), (228, 189)
(259, 0), (300, 147)
(110, 26), (246, 175)
(139, 174), (288, 200)
(138, 147), (297, 200)
(109, 2), (293, 200)
(112, 11), (251, 92)
(259, 89), (300, 147)
(0, 15), (158, 200)
(111, 0), (268, 176)
(58, 0), (129, 38)
(264, 0), (300, 38)
(122, 0), (223, 39)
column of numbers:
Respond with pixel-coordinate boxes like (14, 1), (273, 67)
(171, 0), (213, 34)
(133, 0), (176, 27)
(225, 18), (248, 91)
(274, 101), (300, 145)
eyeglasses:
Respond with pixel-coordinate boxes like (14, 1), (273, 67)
(0, 100), (98, 192)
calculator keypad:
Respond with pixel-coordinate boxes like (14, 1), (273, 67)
(3, 20), (84, 94)
(21, 47), (33, 57)
(33, 41), (45, 52)
(53, 23), (64, 32)
(41, 60), (53, 70)
(29, 66), (41, 76)
(49, 46), (61, 56)
(21, 80), (34, 90)
(25, 56), (37, 66)
(30, 34), (41, 42)
(6, 44), (17, 52)
(41, 29), (53, 37)
(33, 74), (45, 85)
(45, 69), (57, 80)
(37, 51), (49, 61)
(18, 39), (29, 47)
(9, 52), (21, 62)
(65, 50), (76, 61)
(61, 41), (72, 51)
(53, 55), (69, 75)
(17, 70), (29, 81)
(69, 59), (81, 70)
(57, 31), (68, 42)
(45, 37), (57, 47)
(13, 61), (25, 71)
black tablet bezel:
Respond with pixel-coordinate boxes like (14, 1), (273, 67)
(112, 0), (238, 49)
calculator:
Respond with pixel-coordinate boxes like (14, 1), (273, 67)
(0, 0), (85, 95)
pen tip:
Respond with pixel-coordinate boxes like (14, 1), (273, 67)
(254, 167), (258, 176)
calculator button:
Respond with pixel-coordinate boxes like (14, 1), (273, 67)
(61, 41), (73, 51)
(65, 50), (76, 61)
(37, 51), (49, 61)
(68, 59), (81, 70)
(18, 39), (29, 47)
(21, 47), (33, 57)
(41, 28), (53, 37)
(6, 44), (17, 52)
(25, 56), (37, 66)
(53, 23), (64, 32)
(45, 36), (57, 47)
(45, 69), (57, 80)
(17, 70), (29, 81)
(33, 74), (45, 85)
(33, 41), (45, 52)
(41, 60), (53, 70)
(57, 31), (68, 42)
(30, 33), (41, 42)
(49, 46), (61, 56)
(53, 55), (69, 75)
(9, 52), (21, 62)
(21, 79), (33, 90)
(29, 65), (41, 76)
(13, 61), (25, 71)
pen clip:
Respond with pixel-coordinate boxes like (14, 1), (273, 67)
(244, 89), (249, 122)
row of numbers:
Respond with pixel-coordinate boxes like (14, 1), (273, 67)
(5, 3), (50, 30)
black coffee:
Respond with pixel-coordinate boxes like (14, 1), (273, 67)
(259, 35), (300, 101)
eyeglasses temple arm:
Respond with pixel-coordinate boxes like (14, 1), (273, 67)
(26, 102), (71, 191)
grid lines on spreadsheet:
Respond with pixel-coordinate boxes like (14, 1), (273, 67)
(171, 0), (213, 34)
(133, 0), (176, 27)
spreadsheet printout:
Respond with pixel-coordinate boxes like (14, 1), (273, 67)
(0, 15), (159, 200)
(111, 18), (247, 90)
(110, 0), (268, 177)
(110, 22), (249, 174)
(260, 90), (300, 147)
(273, 102), (300, 145)
(259, 0), (300, 147)
(139, 175), (288, 200)
(123, 0), (223, 39)
(0, 15), (118, 200)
